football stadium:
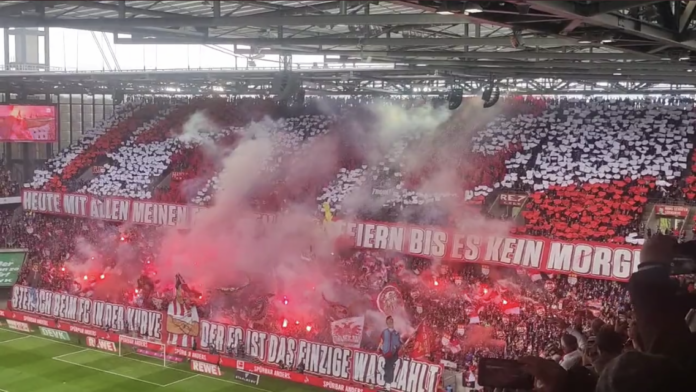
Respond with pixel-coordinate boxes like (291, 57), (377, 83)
(1, 1), (696, 392)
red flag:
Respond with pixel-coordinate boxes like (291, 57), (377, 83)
(403, 322), (434, 360)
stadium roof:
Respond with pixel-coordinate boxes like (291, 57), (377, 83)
(2, 1), (696, 96)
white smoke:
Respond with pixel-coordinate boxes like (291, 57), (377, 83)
(178, 110), (223, 144)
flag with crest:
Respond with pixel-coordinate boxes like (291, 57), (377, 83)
(330, 316), (365, 348)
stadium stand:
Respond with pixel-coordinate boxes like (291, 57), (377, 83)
(5, 96), (696, 392)
(30, 102), (162, 192)
(0, 168), (18, 197)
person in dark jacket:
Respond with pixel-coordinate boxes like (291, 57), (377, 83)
(523, 234), (696, 392)
(626, 234), (696, 370)
(591, 327), (624, 375)
(597, 234), (696, 392)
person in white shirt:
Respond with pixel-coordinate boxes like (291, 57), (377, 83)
(559, 334), (582, 370)
(565, 324), (588, 352)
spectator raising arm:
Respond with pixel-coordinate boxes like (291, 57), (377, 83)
(629, 234), (696, 372)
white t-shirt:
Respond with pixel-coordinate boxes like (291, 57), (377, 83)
(560, 350), (583, 370)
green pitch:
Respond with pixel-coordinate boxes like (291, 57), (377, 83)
(0, 328), (322, 392)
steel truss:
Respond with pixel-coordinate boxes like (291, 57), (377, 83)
(2, 1), (696, 95)
(1, 66), (695, 96)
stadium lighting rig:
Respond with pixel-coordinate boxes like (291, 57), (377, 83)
(463, 2), (483, 14)
(437, 1), (483, 15)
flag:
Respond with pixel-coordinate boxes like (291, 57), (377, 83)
(322, 293), (350, 321)
(468, 309), (480, 324)
(175, 273), (200, 298)
(330, 316), (365, 348)
(404, 322), (433, 360)
(503, 301), (521, 315)
(175, 274), (188, 292)
(585, 299), (602, 317)
(528, 270), (542, 282)
(441, 334), (461, 354)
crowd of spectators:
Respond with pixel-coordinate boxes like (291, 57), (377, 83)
(4, 95), (696, 391)
(0, 167), (18, 197)
(6, 208), (694, 391)
(30, 102), (164, 192)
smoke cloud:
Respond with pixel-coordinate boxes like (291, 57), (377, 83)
(68, 99), (519, 346)
(178, 110), (223, 145)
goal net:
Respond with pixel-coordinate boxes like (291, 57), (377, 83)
(118, 335), (168, 367)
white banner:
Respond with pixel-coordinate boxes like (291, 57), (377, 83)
(0, 196), (20, 205)
(22, 191), (642, 282)
(330, 316), (365, 349)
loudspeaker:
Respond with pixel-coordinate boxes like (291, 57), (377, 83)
(483, 86), (500, 108)
(294, 88), (306, 106)
(272, 71), (300, 102)
(447, 88), (463, 110)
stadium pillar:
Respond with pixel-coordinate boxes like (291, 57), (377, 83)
(3, 27), (50, 71)
(2, 27), (52, 179)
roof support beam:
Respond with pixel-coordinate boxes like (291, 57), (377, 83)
(352, 59), (689, 71)
(116, 36), (587, 47)
(212, 0), (220, 18)
(680, 1), (696, 33)
(236, 49), (654, 60)
(0, 13), (470, 29)
(590, 1), (663, 16)
(61, 0), (346, 18)
(443, 67), (693, 78)
(0, 1), (67, 15)
(393, 0), (659, 59)
(559, 19), (582, 35)
(527, 1), (696, 51)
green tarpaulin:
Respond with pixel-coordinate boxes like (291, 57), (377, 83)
(0, 249), (27, 287)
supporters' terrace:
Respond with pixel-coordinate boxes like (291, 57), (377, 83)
(2, 3), (696, 392)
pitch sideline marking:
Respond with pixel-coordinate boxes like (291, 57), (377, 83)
(0, 336), (30, 344)
(119, 351), (187, 371)
(52, 349), (90, 360)
(0, 328), (272, 391)
(52, 357), (167, 387)
(0, 328), (187, 373)
(161, 374), (199, 387)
